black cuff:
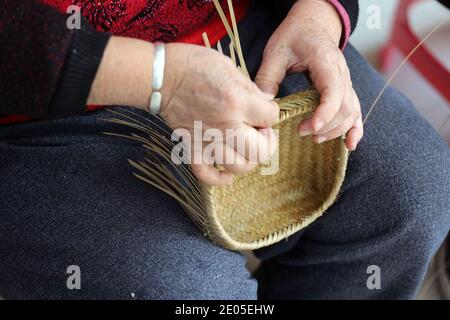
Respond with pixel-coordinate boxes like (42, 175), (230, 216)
(48, 26), (111, 119)
(438, 0), (450, 9)
(338, 0), (359, 35)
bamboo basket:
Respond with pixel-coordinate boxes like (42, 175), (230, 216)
(198, 90), (348, 250)
(107, 89), (348, 250)
(107, 0), (349, 251)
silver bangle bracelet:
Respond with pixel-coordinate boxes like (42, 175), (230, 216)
(149, 42), (165, 115)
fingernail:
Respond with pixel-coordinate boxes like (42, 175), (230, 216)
(263, 92), (275, 100)
(260, 127), (273, 136)
(314, 121), (324, 131)
(299, 130), (312, 137)
(316, 136), (326, 144)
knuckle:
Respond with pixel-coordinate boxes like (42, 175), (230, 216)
(348, 78), (354, 88)
(338, 125), (350, 136)
(255, 72), (273, 85)
(223, 90), (241, 111)
(265, 104), (279, 124)
(358, 125), (364, 136)
(344, 120), (354, 132)
(340, 103), (353, 119)
(243, 79), (257, 94)
(260, 115), (272, 127)
(193, 166), (209, 182)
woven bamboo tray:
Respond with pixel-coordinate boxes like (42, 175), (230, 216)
(108, 89), (348, 251)
(196, 89), (348, 250)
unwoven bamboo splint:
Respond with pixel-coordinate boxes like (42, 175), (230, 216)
(108, 0), (349, 250)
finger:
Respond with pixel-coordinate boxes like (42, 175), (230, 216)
(220, 144), (257, 174)
(243, 93), (279, 128)
(248, 81), (277, 101)
(298, 86), (344, 135)
(303, 59), (348, 132)
(204, 141), (257, 174)
(311, 114), (355, 144)
(344, 92), (363, 150)
(195, 135), (258, 176)
(345, 115), (364, 151)
(230, 125), (278, 164)
(313, 88), (357, 134)
(255, 49), (289, 97)
(191, 163), (234, 186)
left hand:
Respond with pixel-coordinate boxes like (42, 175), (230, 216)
(255, 0), (363, 151)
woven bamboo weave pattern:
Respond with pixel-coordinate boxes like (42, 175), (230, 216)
(107, 89), (348, 251)
(199, 89), (348, 250)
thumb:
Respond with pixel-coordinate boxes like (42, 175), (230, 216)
(255, 51), (288, 97)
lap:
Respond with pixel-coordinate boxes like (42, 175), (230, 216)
(322, 45), (450, 240)
(255, 45), (450, 299)
(1, 1), (448, 299)
(0, 113), (255, 299)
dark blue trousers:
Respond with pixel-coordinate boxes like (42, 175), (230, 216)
(0, 1), (449, 299)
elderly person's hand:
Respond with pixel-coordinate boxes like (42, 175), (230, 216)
(255, 0), (363, 151)
(161, 43), (279, 185)
(89, 37), (278, 186)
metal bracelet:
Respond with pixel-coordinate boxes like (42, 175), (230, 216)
(149, 42), (165, 115)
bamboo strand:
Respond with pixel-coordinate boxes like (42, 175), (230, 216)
(104, 112), (201, 193)
(226, 0), (249, 78)
(217, 40), (223, 54)
(132, 157), (203, 210)
(229, 41), (237, 67)
(363, 20), (446, 125)
(202, 32), (211, 49)
(107, 108), (173, 137)
(212, 0), (236, 45)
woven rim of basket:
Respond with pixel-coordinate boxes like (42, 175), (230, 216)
(103, 89), (348, 251)
(199, 91), (349, 250)
(201, 145), (348, 251)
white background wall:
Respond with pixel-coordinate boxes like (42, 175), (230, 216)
(351, 0), (400, 66)
(350, 1), (450, 299)
(350, 0), (450, 144)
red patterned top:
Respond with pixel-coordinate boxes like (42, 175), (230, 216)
(0, 0), (354, 124)
(40, 0), (250, 45)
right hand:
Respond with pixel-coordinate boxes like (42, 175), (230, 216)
(160, 43), (279, 186)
